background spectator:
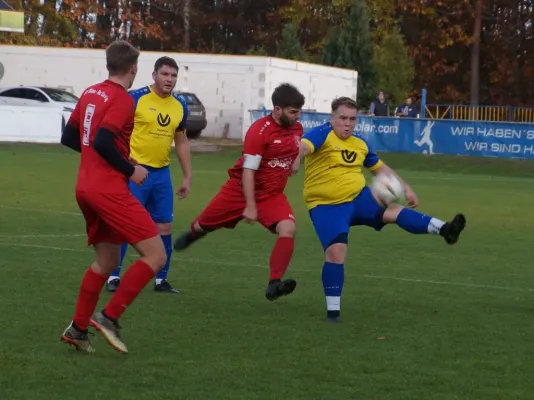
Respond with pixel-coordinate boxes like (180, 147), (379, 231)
(396, 96), (418, 118)
(369, 91), (389, 116)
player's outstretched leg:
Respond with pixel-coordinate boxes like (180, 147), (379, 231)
(91, 235), (166, 354)
(384, 205), (466, 244)
(106, 244), (128, 292)
(265, 220), (297, 301)
(173, 221), (208, 251)
(61, 243), (121, 353)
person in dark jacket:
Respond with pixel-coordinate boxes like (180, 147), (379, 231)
(368, 91), (389, 117)
(396, 96), (418, 118)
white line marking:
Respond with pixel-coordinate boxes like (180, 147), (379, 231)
(0, 240), (530, 293)
(0, 205), (81, 216)
(0, 233), (85, 238)
(0, 242), (84, 252)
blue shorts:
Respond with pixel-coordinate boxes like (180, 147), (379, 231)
(309, 186), (386, 250)
(129, 165), (174, 224)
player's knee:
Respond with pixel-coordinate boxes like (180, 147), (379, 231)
(275, 219), (296, 237)
(156, 222), (172, 235)
(145, 248), (167, 271)
(383, 203), (404, 224)
(191, 220), (209, 235)
(325, 244), (347, 264)
(325, 235), (348, 264)
(134, 236), (168, 271)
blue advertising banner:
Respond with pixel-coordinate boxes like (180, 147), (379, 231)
(249, 110), (534, 159)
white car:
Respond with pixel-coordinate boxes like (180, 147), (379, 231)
(0, 86), (78, 112)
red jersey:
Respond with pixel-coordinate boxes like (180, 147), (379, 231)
(67, 80), (135, 193)
(228, 115), (303, 199)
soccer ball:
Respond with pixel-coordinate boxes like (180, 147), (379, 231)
(371, 173), (406, 206)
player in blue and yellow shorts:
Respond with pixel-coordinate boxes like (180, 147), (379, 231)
(293, 97), (466, 322)
(106, 56), (191, 294)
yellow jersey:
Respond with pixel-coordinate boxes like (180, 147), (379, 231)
(129, 86), (188, 168)
(301, 122), (383, 210)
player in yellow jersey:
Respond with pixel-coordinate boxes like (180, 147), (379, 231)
(292, 97), (466, 322)
(107, 57), (192, 294)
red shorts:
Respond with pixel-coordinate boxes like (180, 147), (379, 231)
(195, 184), (295, 232)
(76, 190), (159, 246)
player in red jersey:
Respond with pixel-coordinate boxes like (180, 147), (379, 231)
(173, 83), (305, 300)
(59, 41), (167, 354)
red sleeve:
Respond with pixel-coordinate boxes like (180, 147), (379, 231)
(243, 120), (268, 157)
(295, 123), (304, 138)
(67, 100), (82, 127)
(100, 94), (134, 136)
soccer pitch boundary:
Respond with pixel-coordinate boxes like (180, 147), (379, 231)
(0, 232), (530, 294)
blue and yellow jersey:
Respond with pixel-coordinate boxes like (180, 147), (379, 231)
(129, 86), (188, 168)
(302, 122), (383, 210)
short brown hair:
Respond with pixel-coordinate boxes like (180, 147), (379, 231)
(106, 40), (140, 76)
(331, 97), (357, 112)
(154, 56), (179, 72)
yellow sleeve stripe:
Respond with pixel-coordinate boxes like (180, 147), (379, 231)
(368, 159), (383, 171)
(301, 138), (315, 154)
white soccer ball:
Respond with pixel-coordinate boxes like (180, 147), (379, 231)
(371, 173), (406, 206)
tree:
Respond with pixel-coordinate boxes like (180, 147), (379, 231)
(366, 0), (397, 44)
(469, 0), (483, 108)
(322, 0), (376, 107)
(276, 21), (307, 61)
(373, 28), (414, 107)
(183, 0), (191, 51)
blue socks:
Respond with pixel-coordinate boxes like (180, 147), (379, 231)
(396, 208), (444, 234)
(322, 262), (344, 314)
(108, 235), (173, 283)
(156, 234), (172, 281)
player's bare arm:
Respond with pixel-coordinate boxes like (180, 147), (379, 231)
(291, 141), (312, 175)
(371, 162), (418, 208)
(242, 152), (262, 223)
(174, 129), (192, 199)
(242, 167), (258, 223)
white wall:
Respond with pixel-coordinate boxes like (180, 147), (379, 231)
(0, 45), (358, 140)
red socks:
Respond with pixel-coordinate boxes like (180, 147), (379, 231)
(73, 267), (107, 331)
(269, 237), (294, 281)
(104, 260), (155, 320)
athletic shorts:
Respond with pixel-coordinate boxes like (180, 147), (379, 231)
(195, 183), (295, 232)
(309, 186), (386, 250)
(129, 165), (173, 224)
(76, 190), (159, 246)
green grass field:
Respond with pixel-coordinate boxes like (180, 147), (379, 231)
(1, 143), (534, 400)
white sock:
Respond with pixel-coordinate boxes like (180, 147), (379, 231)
(326, 296), (341, 311)
(428, 217), (445, 234)
(108, 275), (120, 283)
(155, 278), (164, 285)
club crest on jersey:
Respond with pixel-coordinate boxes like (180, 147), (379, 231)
(294, 135), (301, 147)
(341, 150), (357, 164)
(157, 113), (171, 127)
